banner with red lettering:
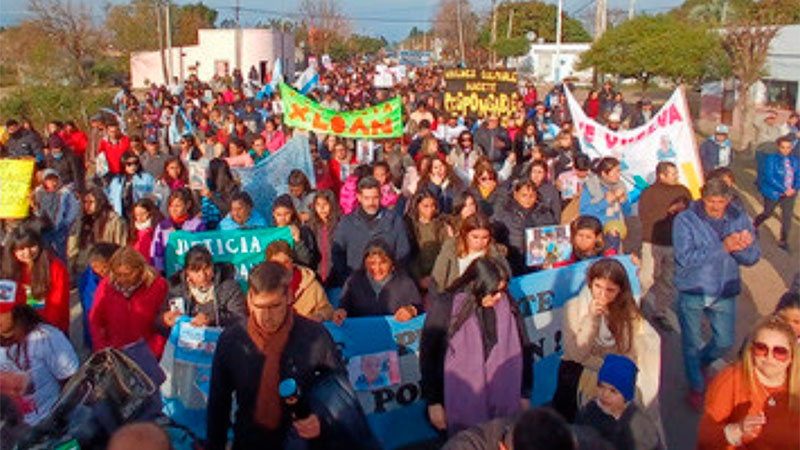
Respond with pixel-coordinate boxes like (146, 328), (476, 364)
(280, 83), (403, 138)
(565, 86), (703, 199)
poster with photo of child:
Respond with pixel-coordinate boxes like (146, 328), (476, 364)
(526, 224), (572, 267)
(347, 350), (401, 391)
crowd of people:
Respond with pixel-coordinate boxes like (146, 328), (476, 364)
(1, 60), (799, 450)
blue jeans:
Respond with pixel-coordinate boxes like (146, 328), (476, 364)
(677, 293), (736, 392)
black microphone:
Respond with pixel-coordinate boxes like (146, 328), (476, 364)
(279, 378), (311, 421)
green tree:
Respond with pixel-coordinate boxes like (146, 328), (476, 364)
(106, 1), (217, 53)
(480, 1), (591, 48)
(577, 14), (727, 90)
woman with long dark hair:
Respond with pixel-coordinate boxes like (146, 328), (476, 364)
(406, 188), (450, 288)
(129, 198), (163, 264)
(553, 259), (661, 428)
(419, 156), (463, 215)
(0, 304), (78, 425)
(151, 188), (205, 272)
(67, 186), (128, 276)
(420, 256), (532, 435)
(1, 227), (71, 335)
(271, 194), (318, 270)
(199, 158), (240, 230)
(106, 151), (155, 219)
(306, 190), (341, 285)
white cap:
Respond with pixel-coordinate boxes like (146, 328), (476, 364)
(608, 112), (621, 123)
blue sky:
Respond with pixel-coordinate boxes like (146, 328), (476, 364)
(0, 0), (685, 41)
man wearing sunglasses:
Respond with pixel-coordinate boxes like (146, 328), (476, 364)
(673, 177), (761, 410)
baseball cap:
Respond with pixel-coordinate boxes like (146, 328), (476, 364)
(715, 124), (729, 135)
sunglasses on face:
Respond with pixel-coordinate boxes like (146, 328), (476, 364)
(752, 341), (791, 362)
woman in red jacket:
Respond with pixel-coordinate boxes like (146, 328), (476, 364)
(129, 198), (163, 264)
(1, 226), (70, 335)
(699, 315), (799, 449)
(89, 246), (168, 358)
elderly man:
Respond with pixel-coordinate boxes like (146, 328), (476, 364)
(673, 178), (760, 409)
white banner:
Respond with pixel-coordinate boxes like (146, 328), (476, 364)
(565, 86), (704, 200)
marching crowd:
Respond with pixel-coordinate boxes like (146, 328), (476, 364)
(0, 61), (799, 450)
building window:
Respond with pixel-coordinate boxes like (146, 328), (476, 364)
(763, 79), (797, 110)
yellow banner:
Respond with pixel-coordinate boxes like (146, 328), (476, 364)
(0, 159), (35, 218)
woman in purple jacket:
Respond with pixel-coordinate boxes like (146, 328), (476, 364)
(150, 188), (205, 272)
(420, 256), (533, 436)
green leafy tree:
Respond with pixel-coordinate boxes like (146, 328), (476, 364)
(106, 1), (217, 53)
(480, 0), (591, 48)
(492, 36), (530, 58)
(577, 14), (727, 90)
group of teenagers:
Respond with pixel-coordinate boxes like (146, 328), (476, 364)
(0, 63), (799, 450)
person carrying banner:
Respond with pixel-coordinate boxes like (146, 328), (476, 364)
(753, 136), (799, 251)
(552, 258), (661, 427)
(158, 245), (246, 334)
(700, 125), (734, 177)
(638, 161), (692, 331)
(151, 188), (206, 272)
(673, 177), (760, 409)
(421, 256), (532, 435)
(265, 240), (334, 322)
(331, 176), (410, 285)
(206, 261), (346, 449)
(333, 238), (421, 325)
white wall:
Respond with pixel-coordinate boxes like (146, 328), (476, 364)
(129, 28), (295, 89)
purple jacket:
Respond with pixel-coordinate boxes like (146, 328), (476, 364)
(150, 217), (205, 272)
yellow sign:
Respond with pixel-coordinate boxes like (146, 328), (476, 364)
(0, 159), (35, 218)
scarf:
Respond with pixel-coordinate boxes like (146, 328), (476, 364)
(188, 283), (215, 306)
(444, 292), (522, 434)
(112, 278), (143, 299)
(249, 308), (294, 430)
(135, 219), (152, 231)
(172, 213), (190, 228)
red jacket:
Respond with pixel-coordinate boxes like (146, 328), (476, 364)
(63, 129), (88, 157)
(132, 227), (156, 265)
(15, 255), (70, 335)
(99, 136), (131, 174)
(89, 275), (168, 358)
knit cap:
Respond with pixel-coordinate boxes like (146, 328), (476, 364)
(597, 354), (638, 402)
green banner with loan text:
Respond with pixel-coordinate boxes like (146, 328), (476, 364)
(280, 83), (403, 139)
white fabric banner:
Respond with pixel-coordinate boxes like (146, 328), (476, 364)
(565, 86), (704, 199)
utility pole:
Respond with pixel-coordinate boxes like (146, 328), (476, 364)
(628, 0), (636, 20)
(555, 0), (563, 83)
(594, 0), (607, 39)
(507, 8), (514, 39)
(165, 1), (173, 82)
(490, 0), (498, 66)
(456, 0), (466, 68)
(234, 0), (242, 73)
(156, 2), (168, 84)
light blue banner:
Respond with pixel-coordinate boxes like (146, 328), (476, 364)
(233, 135), (317, 223)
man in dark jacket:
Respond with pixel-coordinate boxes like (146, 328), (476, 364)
(206, 261), (345, 450)
(4, 119), (44, 158)
(630, 98), (655, 129)
(474, 115), (512, 169)
(699, 125), (733, 176)
(492, 180), (557, 275)
(44, 134), (83, 191)
(638, 161), (691, 331)
(332, 176), (410, 284)
(157, 245), (246, 335)
(673, 178), (760, 408)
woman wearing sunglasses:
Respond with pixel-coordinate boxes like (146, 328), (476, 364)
(106, 151), (155, 220)
(699, 316), (800, 449)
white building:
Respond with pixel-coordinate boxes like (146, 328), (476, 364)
(130, 28), (295, 88)
(513, 41), (593, 84)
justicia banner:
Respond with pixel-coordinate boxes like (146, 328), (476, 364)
(564, 86), (704, 200)
(279, 83), (404, 139)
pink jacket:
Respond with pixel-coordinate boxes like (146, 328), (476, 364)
(262, 130), (286, 153)
(339, 175), (359, 215)
(380, 183), (399, 209)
